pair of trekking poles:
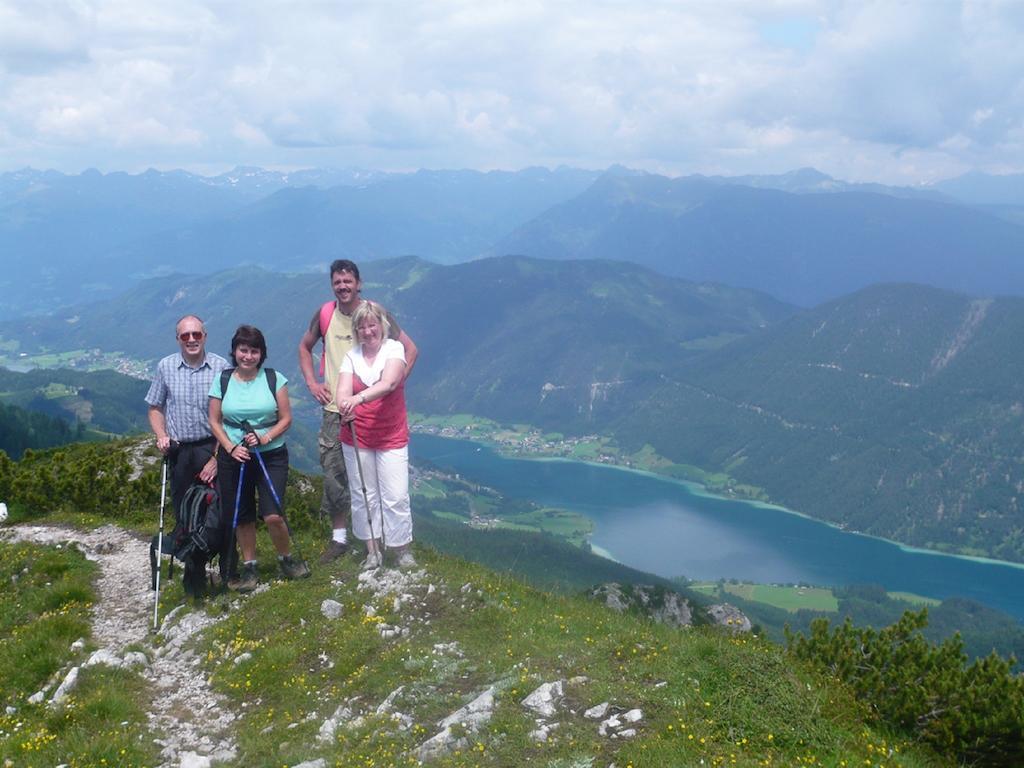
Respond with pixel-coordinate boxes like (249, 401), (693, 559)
(152, 422), (311, 630)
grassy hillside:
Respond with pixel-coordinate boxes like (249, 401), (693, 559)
(5, 438), (1024, 766)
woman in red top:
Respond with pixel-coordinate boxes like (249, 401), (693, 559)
(335, 301), (414, 569)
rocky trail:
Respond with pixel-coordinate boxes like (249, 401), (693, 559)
(3, 524), (237, 768)
(2, 523), (709, 768)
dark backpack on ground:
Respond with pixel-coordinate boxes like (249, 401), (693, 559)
(150, 480), (226, 597)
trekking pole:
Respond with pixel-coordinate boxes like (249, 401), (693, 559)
(153, 457), (168, 631)
(226, 460), (245, 584)
(240, 422), (309, 570)
(350, 420), (385, 563)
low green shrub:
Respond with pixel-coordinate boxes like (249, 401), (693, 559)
(786, 609), (1024, 766)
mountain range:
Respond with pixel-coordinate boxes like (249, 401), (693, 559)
(5, 164), (1024, 318)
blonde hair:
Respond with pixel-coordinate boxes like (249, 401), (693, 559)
(351, 301), (392, 345)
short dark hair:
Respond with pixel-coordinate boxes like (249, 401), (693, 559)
(230, 325), (268, 367)
(330, 259), (360, 280)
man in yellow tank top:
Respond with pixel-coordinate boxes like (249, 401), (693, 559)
(298, 259), (418, 564)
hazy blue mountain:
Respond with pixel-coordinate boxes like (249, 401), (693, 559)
(116, 166), (603, 275)
(707, 166), (947, 201)
(0, 168), (253, 318)
(933, 170), (1024, 205)
(200, 165), (390, 199)
(0, 166), (600, 318)
(492, 170), (1024, 306)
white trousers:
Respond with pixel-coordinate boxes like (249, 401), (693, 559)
(341, 444), (412, 547)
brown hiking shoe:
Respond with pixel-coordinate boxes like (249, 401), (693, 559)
(318, 540), (349, 565)
(228, 563), (258, 593)
(280, 555), (311, 580)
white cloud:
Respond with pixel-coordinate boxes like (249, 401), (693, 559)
(0, 0), (1021, 182)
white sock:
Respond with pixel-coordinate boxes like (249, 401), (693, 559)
(333, 528), (348, 544)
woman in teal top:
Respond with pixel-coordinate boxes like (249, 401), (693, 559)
(209, 325), (306, 591)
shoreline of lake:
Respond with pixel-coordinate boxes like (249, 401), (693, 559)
(435, 435), (1024, 576)
(411, 432), (1024, 621)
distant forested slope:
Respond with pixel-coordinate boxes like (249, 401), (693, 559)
(0, 368), (149, 435)
(0, 402), (84, 459)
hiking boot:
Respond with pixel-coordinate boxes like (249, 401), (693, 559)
(318, 539), (349, 565)
(361, 550), (383, 570)
(393, 545), (417, 570)
(280, 555), (311, 580)
(228, 562), (258, 593)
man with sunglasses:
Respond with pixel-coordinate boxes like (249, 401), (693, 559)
(146, 315), (228, 522)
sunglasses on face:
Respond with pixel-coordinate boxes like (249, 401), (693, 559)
(178, 331), (204, 341)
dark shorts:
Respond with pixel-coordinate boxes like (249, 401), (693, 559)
(216, 445), (289, 526)
(168, 437), (216, 518)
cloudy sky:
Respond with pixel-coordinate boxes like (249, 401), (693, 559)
(1, 1), (1021, 184)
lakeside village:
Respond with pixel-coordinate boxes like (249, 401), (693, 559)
(410, 419), (624, 466)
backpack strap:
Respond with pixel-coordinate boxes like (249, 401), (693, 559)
(317, 300), (336, 378)
(220, 367), (276, 398)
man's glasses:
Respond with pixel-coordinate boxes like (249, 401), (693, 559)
(178, 331), (204, 341)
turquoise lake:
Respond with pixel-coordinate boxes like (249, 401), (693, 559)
(411, 434), (1024, 622)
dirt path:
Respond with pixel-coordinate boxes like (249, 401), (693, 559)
(3, 524), (237, 768)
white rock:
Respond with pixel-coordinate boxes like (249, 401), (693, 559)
(28, 691), (45, 705)
(233, 652), (252, 665)
(320, 599), (344, 619)
(617, 728), (637, 739)
(70, 638), (86, 652)
(0, 502), (7, 523)
(5, 705), (16, 714)
(49, 666), (79, 705)
(292, 761), (326, 768)
(439, 686), (495, 730)
(622, 708), (643, 723)
(123, 651), (149, 668)
(376, 686), (405, 715)
(317, 704), (354, 744)
(521, 680), (564, 718)
(178, 752), (211, 768)
(584, 702), (610, 719)
(598, 715), (623, 737)
(416, 727), (466, 762)
(85, 649), (123, 668)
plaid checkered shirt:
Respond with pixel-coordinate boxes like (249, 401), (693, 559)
(144, 352), (228, 442)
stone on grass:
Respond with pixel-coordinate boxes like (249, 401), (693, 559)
(707, 603), (752, 633)
(521, 680), (564, 718)
(622, 709), (643, 723)
(85, 649), (123, 668)
(49, 666), (79, 706)
(584, 702), (610, 719)
(291, 760), (326, 768)
(123, 651), (149, 668)
(320, 599), (344, 619)
(178, 752), (211, 768)
(416, 686), (497, 761)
